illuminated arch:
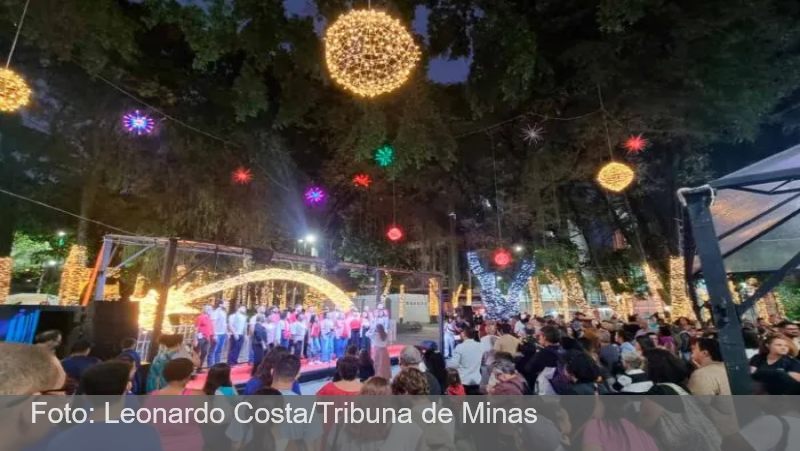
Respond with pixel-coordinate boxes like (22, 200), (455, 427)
(184, 268), (354, 310)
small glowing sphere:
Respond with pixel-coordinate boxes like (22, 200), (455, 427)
(324, 10), (420, 97)
(387, 225), (403, 241)
(597, 161), (635, 193)
(0, 68), (32, 113)
(305, 187), (326, 204)
(493, 249), (512, 267)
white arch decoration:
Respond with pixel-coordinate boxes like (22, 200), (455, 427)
(184, 268), (353, 310)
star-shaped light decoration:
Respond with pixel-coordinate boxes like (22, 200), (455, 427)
(353, 174), (372, 188)
(624, 134), (648, 154)
(232, 167), (253, 185)
(374, 145), (395, 167)
(123, 110), (155, 135)
(522, 124), (544, 144)
(304, 186), (326, 204)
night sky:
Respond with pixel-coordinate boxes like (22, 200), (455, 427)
(283, 0), (471, 84)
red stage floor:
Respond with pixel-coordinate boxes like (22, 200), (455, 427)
(187, 344), (406, 390)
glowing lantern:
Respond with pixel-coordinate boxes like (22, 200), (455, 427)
(493, 249), (512, 267)
(324, 10), (420, 97)
(232, 167), (252, 184)
(0, 68), (31, 113)
(387, 225), (403, 241)
(625, 135), (648, 154)
(597, 161), (635, 193)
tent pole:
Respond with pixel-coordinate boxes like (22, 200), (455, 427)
(683, 188), (751, 394)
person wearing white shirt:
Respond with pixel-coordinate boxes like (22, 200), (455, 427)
(449, 326), (483, 394)
(227, 306), (248, 366)
(290, 313), (307, 358)
(210, 300), (229, 366)
(247, 305), (266, 364)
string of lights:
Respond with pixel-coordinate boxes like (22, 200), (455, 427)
(467, 251), (536, 320)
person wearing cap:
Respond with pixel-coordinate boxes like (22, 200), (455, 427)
(400, 346), (443, 395)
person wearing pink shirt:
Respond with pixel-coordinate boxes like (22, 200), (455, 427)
(194, 305), (214, 371)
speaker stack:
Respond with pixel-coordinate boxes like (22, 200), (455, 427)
(87, 301), (139, 360)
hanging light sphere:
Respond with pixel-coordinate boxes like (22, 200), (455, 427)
(0, 68), (32, 113)
(597, 161), (635, 193)
(232, 167), (253, 185)
(493, 249), (512, 267)
(387, 225), (403, 242)
(324, 10), (421, 98)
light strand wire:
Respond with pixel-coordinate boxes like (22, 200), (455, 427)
(5, 0), (31, 68)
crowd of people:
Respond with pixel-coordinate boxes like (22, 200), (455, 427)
(1, 306), (800, 451)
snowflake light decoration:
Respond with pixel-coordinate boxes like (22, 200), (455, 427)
(304, 186), (326, 204)
(353, 174), (372, 188)
(374, 145), (395, 167)
(123, 110), (154, 135)
(232, 167), (253, 184)
(624, 135), (648, 154)
(522, 124), (544, 144)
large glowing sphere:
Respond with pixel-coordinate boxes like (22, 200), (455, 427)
(597, 161), (635, 193)
(324, 10), (420, 97)
(123, 110), (155, 135)
(0, 68), (32, 113)
(387, 225), (403, 242)
(304, 186), (326, 204)
(493, 249), (512, 267)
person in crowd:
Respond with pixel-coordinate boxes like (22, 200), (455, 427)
(391, 367), (430, 395)
(636, 334), (658, 355)
(564, 351), (607, 395)
(251, 313), (268, 376)
(118, 337), (142, 394)
(360, 376), (393, 395)
(657, 325), (676, 354)
(616, 329), (636, 354)
(146, 333), (190, 393)
(559, 394), (659, 451)
(743, 329), (761, 359)
(494, 322), (521, 356)
(308, 314), (321, 364)
(210, 299), (229, 366)
(749, 334), (800, 381)
(446, 367), (465, 395)
(34, 329), (63, 354)
(597, 329), (620, 371)
(722, 370), (800, 451)
(0, 342), (66, 395)
(318, 355), (363, 395)
(400, 346), (442, 396)
(45, 362), (163, 451)
(687, 337), (738, 436)
(639, 349), (722, 451)
(321, 311), (335, 364)
(271, 354), (303, 396)
(194, 305), (214, 372)
(612, 351), (653, 393)
(372, 323), (391, 379)
(444, 316), (458, 359)
(449, 325), (482, 394)
(522, 325), (561, 390)
(244, 346), (302, 395)
(677, 317), (694, 361)
(227, 304), (248, 366)
(358, 348), (376, 381)
(144, 358), (204, 451)
(570, 312), (586, 338)
(778, 320), (800, 355)
(60, 339), (100, 387)
(490, 358), (529, 395)
(203, 363), (236, 396)
(424, 349), (448, 395)
(202, 363), (236, 451)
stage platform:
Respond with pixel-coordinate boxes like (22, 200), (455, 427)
(187, 344), (406, 391)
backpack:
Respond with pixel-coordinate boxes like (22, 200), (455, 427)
(535, 362), (571, 395)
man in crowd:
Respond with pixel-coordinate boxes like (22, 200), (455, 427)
(60, 338), (100, 383)
(46, 361), (163, 451)
(449, 325), (482, 394)
(570, 312), (586, 338)
(290, 313), (308, 358)
(778, 320), (800, 353)
(210, 299), (229, 366)
(270, 354), (322, 450)
(228, 304), (248, 366)
(272, 354), (302, 396)
(400, 345), (442, 396)
(34, 329), (62, 354)
(688, 337), (738, 436)
(521, 325), (561, 390)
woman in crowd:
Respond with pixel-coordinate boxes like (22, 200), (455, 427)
(358, 349), (376, 381)
(244, 346), (301, 395)
(360, 376), (392, 395)
(560, 395), (659, 451)
(321, 311), (335, 364)
(565, 351), (607, 394)
(749, 334), (800, 381)
(372, 323), (391, 380)
(317, 355), (363, 395)
(446, 367), (465, 395)
(639, 349), (721, 451)
(146, 334), (192, 393)
(251, 314), (268, 376)
(145, 358), (204, 451)
(360, 311), (372, 351)
(423, 349), (448, 396)
(202, 363), (237, 451)
(657, 326), (676, 354)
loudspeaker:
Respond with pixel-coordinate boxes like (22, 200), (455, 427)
(251, 248), (274, 265)
(87, 301), (139, 360)
(461, 305), (474, 321)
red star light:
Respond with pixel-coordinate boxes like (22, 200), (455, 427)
(387, 225), (403, 242)
(493, 249), (512, 267)
(353, 174), (372, 188)
(624, 135), (648, 154)
(232, 167), (253, 184)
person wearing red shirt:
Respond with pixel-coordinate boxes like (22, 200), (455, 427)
(348, 311), (362, 350)
(194, 306), (214, 372)
(308, 316), (321, 364)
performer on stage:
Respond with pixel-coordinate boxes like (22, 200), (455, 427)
(251, 314), (267, 375)
(360, 311), (372, 351)
(335, 311), (348, 359)
(194, 305), (214, 371)
(321, 311), (334, 363)
(348, 309), (362, 349)
(227, 305), (247, 366)
(209, 300), (229, 366)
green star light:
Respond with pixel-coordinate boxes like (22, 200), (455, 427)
(374, 145), (395, 167)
